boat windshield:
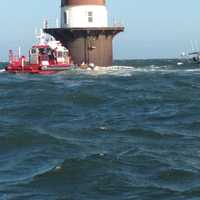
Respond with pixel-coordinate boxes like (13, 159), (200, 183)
(57, 51), (68, 57)
(39, 48), (51, 55)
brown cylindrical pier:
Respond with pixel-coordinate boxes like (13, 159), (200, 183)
(45, 27), (124, 66)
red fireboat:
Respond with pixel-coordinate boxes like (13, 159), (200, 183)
(5, 30), (73, 74)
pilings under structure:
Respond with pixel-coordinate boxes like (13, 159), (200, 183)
(44, 27), (124, 67)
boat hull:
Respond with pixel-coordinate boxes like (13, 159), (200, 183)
(5, 64), (74, 74)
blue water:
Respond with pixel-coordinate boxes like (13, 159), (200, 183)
(0, 60), (200, 200)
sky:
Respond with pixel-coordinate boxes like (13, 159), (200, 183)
(0, 0), (200, 61)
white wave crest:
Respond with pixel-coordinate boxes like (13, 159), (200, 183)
(72, 65), (179, 76)
(0, 69), (5, 73)
(80, 65), (200, 75)
(74, 66), (135, 77)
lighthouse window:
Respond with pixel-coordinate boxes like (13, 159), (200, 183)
(64, 11), (67, 24)
(88, 11), (93, 23)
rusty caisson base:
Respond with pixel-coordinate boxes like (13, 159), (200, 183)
(44, 27), (124, 67)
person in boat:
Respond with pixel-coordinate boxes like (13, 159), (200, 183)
(52, 49), (57, 64)
(47, 48), (55, 63)
(38, 48), (46, 64)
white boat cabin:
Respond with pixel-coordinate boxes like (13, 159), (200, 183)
(29, 44), (70, 66)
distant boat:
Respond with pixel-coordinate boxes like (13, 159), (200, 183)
(179, 51), (200, 65)
(188, 52), (200, 64)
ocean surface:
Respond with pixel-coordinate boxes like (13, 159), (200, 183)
(0, 59), (200, 200)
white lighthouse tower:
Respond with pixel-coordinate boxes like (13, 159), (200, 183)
(61, 0), (108, 28)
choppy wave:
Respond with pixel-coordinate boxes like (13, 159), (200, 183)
(1, 60), (200, 199)
(1, 60), (200, 77)
(68, 65), (200, 77)
(72, 63), (200, 78)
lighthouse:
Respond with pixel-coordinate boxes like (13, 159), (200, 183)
(44, 0), (124, 66)
(61, 0), (108, 28)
